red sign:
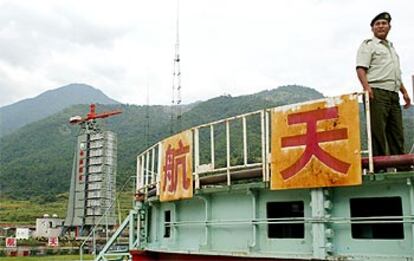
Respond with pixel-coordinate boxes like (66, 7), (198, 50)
(48, 237), (59, 247)
(6, 237), (17, 248)
(280, 107), (351, 180)
(162, 140), (191, 193)
(160, 130), (193, 202)
(271, 94), (362, 190)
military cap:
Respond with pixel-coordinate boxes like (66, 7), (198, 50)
(370, 12), (391, 26)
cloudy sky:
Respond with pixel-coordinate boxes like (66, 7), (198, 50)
(1, 0), (413, 107)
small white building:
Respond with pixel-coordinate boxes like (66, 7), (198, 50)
(15, 228), (31, 240)
(33, 214), (64, 238)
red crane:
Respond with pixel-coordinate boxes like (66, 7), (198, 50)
(69, 104), (122, 125)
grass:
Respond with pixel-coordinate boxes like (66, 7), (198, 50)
(0, 196), (67, 225)
(0, 254), (93, 260)
(0, 191), (135, 225)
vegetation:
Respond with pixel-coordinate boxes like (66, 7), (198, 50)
(0, 196), (67, 224)
(0, 191), (136, 225)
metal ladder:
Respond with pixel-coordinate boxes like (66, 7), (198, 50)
(93, 202), (147, 261)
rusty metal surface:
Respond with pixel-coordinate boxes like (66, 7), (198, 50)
(199, 167), (262, 185)
(271, 94), (362, 190)
(361, 154), (414, 169)
(159, 130), (193, 202)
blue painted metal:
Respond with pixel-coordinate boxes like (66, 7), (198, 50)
(129, 172), (414, 260)
(97, 93), (414, 261)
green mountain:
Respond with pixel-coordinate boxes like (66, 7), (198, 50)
(0, 83), (119, 137)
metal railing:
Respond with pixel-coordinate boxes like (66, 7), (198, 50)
(192, 110), (269, 188)
(136, 92), (375, 197)
(136, 142), (161, 196)
(136, 109), (272, 195)
(94, 209), (138, 261)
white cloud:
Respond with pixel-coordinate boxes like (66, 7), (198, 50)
(1, 0), (413, 107)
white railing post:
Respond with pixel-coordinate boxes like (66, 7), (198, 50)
(226, 120), (231, 186)
(145, 152), (150, 189)
(261, 111), (266, 182)
(151, 148), (155, 184)
(210, 125), (215, 169)
(157, 142), (163, 196)
(265, 110), (270, 182)
(364, 92), (374, 173)
(140, 155), (145, 191)
(136, 156), (141, 192)
(194, 128), (200, 189)
(243, 117), (248, 166)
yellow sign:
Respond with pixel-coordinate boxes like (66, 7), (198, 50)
(160, 130), (193, 201)
(271, 94), (361, 190)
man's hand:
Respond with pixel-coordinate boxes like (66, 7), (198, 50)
(403, 93), (411, 109)
(366, 86), (374, 99)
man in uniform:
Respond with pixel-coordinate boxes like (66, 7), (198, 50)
(356, 12), (411, 157)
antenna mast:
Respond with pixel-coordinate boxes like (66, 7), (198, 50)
(170, 0), (182, 134)
(145, 77), (150, 147)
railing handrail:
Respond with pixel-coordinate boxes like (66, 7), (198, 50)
(136, 92), (376, 195)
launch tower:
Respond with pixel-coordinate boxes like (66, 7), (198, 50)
(64, 104), (121, 236)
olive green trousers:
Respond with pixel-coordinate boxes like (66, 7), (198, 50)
(369, 88), (405, 156)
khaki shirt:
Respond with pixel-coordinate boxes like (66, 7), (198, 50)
(356, 36), (402, 92)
